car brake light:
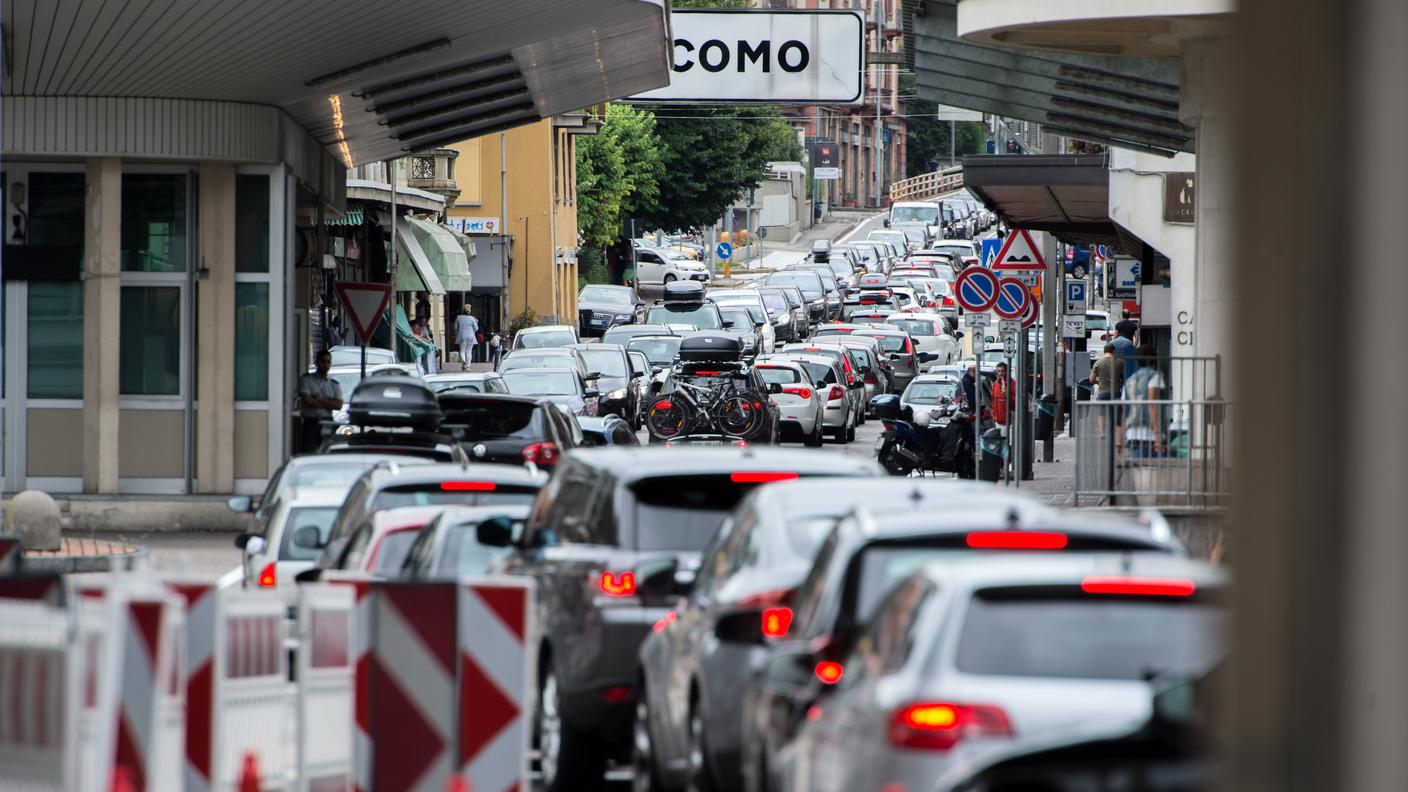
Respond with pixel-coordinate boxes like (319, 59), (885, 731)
(731, 471), (799, 483)
(761, 607), (793, 638)
(441, 481), (497, 491)
(1080, 576), (1196, 597)
(257, 563), (276, 588)
(599, 571), (637, 597)
(814, 661), (844, 685)
(601, 685), (633, 703)
(889, 702), (1012, 751)
(828, 385), (845, 401)
(693, 370), (721, 376)
(942, 295), (955, 307)
(781, 385), (813, 399)
(522, 441), (560, 466)
(965, 531), (1068, 550)
(654, 400), (673, 411)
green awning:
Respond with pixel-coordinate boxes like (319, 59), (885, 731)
(392, 304), (436, 357)
(405, 217), (472, 292)
(324, 208), (363, 226)
(393, 228), (445, 294)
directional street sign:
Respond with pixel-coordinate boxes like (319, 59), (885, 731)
(1065, 280), (1088, 314)
(1061, 315), (1087, 338)
(991, 228), (1047, 271)
(334, 281), (392, 343)
(954, 267), (1000, 312)
(992, 277), (1032, 319)
(998, 319), (1019, 336)
(980, 237), (1001, 268)
(715, 242), (733, 260)
(1003, 336), (1018, 357)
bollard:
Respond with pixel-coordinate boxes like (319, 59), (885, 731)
(238, 752), (263, 792)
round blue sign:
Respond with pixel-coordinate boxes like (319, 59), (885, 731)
(993, 277), (1032, 319)
(715, 242), (733, 260)
(954, 267), (999, 312)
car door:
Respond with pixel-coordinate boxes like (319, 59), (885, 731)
(636, 250), (664, 284)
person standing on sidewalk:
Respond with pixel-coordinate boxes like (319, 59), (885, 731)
(1089, 342), (1125, 450)
(1122, 347), (1167, 458)
(992, 361), (1017, 429)
(296, 350), (342, 453)
(1110, 323), (1137, 380)
(454, 304), (480, 365)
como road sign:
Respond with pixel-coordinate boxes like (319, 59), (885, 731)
(954, 267), (1000, 312)
(715, 242), (733, 260)
(992, 277), (1032, 319)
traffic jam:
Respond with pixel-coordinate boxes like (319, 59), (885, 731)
(214, 194), (1225, 792)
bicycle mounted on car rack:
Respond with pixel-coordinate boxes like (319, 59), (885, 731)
(646, 332), (768, 442)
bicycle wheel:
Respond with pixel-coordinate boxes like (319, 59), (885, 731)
(647, 396), (690, 438)
(717, 394), (762, 437)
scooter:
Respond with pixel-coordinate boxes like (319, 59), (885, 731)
(875, 399), (978, 478)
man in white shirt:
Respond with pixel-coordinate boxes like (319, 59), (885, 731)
(454, 304), (480, 364)
(297, 350), (343, 452)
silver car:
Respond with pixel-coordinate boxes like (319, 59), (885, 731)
(786, 553), (1226, 792)
(754, 359), (826, 446)
(767, 353), (856, 443)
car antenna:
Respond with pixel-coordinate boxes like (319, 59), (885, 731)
(1006, 507), (1021, 530)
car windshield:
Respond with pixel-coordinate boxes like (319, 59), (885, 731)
(630, 474), (810, 552)
(330, 348), (394, 367)
(889, 318), (938, 337)
(904, 380), (957, 404)
(440, 400), (541, 439)
(278, 506), (339, 561)
(578, 348), (628, 377)
(891, 206), (939, 224)
(502, 370), (579, 396)
(645, 304), (722, 329)
(627, 337), (683, 365)
(1086, 314), (1110, 331)
(501, 352), (574, 372)
(827, 259), (852, 277)
(756, 366), (802, 386)
(517, 330), (575, 348)
(438, 523), (514, 576)
(764, 288), (802, 308)
(767, 273), (823, 299)
(371, 483), (541, 510)
(374, 531), (421, 574)
(954, 590), (1227, 680)
(719, 307), (755, 329)
(580, 286), (633, 307)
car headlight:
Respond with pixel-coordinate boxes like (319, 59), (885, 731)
(607, 389), (628, 400)
(615, 313), (634, 321)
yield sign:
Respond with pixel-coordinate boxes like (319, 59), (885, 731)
(954, 267), (999, 312)
(991, 228), (1047, 271)
(993, 277), (1032, 319)
(335, 281), (392, 343)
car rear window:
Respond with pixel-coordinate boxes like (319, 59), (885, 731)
(440, 401), (541, 439)
(278, 507), (339, 561)
(288, 462), (378, 491)
(889, 319), (937, 337)
(371, 483), (540, 510)
(871, 335), (908, 353)
(852, 546), (957, 624)
(630, 474), (821, 553)
(756, 366), (802, 386)
(437, 524), (515, 577)
(796, 362), (837, 384)
(954, 589), (1226, 680)
(373, 530), (421, 573)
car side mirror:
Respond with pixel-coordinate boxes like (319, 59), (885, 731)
(586, 371), (602, 381)
(584, 388), (600, 400)
(294, 568), (322, 584)
(636, 557), (683, 599)
(475, 516), (515, 548)
(882, 218), (891, 228)
(715, 609), (765, 645)
(722, 320), (735, 328)
(651, 366), (664, 375)
(768, 382), (783, 394)
(226, 495), (253, 513)
(291, 526), (324, 549)
(953, 330), (965, 339)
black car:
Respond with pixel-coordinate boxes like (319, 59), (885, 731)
(578, 284), (645, 337)
(577, 415), (640, 447)
(481, 447), (885, 791)
(320, 375), (470, 463)
(738, 506), (1187, 792)
(647, 344), (780, 445)
(644, 282), (725, 331)
(601, 323), (677, 347)
(759, 284), (811, 339)
(764, 271), (828, 325)
(571, 343), (643, 428)
(438, 392), (581, 467)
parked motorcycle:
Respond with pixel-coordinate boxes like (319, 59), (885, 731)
(871, 396), (979, 478)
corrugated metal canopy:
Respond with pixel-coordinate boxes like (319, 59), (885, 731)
(2, 0), (669, 165)
(963, 154), (1122, 245)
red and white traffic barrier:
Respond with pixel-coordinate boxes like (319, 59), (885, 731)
(297, 583), (357, 792)
(457, 579), (533, 792)
(0, 599), (81, 791)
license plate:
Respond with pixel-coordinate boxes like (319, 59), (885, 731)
(874, 436), (886, 451)
(591, 318), (607, 326)
(935, 417), (951, 427)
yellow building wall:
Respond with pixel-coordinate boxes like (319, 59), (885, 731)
(447, 119), (583, 325)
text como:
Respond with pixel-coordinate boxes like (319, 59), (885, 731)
(672, 38), (811, 74)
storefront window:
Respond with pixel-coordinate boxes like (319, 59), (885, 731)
(28, 173), (85, 271)
(121, 175), (188, 272)
(120, 286), (181, 395)
(235, 283), (269, 400)
(235, 174), (270, 273)
(28, 283), (84, 398)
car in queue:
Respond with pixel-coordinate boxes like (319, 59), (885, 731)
(226, 452), (426, 534)
(577, 415), (641, 447)
(479, 447), (882, 792)
(645, 282), (725, 331)
(646, 333), (779, 446)
(739, 506), (1187, 792)
(635, 478), (1038, 792)
(438, 392), (581, 467)
(868, 229), (912, 257)
(319, 375), (470, 463)
(601, 323), (677, 347)
(785, 553), (1226, 792)
(764, 270), (830, 325)
(888, 315), (961, 367)
(785, 262), (845, 318)
(501, 366), (598, 418)
(422, 371), (510, 395)
(780, 344), (868, 428)
(887, 200), (945, 240)
(753, 359), (825, 447)
(571, 342), (643, 428)
(765, 353), (859, 444)
(808, 334), (892, 401)
(759, 284), (812, 339)
(324, 345), (398, 368)
(319, 505), (448, 579)
(755, 288), (800, 344)
(236, 486), (344, 602)
(512, 324), (580, 350)
(398, 504), (531, 580)
(709, 289), (776, 353)
(498, 347), (597, 387)
(578, 284), (645, 337)
(717, 305), (765, 360)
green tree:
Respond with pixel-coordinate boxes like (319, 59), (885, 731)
(576, 103), (663, 251)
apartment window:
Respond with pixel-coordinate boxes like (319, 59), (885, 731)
(235, 283), (270, 401)
(235, 175), (270, 273)
(122, 175), (188, 272)
(27, 283), (84, 398)
(120, 286), (181, 395)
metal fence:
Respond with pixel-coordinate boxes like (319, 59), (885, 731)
(1074, 399), (1233, 509)
(888, 166), (964, 202)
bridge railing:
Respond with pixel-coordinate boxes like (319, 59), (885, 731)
(889, 166), (964, 203)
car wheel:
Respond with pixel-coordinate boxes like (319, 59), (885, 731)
(846, 421), (857, 443)
(633, 688), (666, 792)
(538, 665), (604, 792)
(828, 422), (846, 444)
(686, 700), (718, 792)
(663, 273), (678, 284)
(805, 419), (824, 447)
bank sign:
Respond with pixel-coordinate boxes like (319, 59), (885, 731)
(633, 10), (864, 104)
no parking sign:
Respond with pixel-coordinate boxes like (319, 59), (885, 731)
(954, 267), (999, 312)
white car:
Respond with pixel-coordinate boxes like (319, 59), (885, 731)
(511, 324), (579, 350)
(324, 345), (396, 368)
(238, 487), (345, 606)
(770, 353), (858, 443)
(754, 359), (825, 446)
(887, 314), (961, 366)
(900, 372), (962, 418)
(1085, 310), (1113, 359)
(422, 372), (510, 394)
(710, 289), (777, 352)
(633, 245), (712, 285)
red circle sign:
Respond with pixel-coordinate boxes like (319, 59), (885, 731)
(992, 277), (1031, 319)
(954, 267), (999, 312)
(1020, 294), (1039, 329)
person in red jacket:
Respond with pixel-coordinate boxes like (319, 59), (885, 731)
(991, 361), (1017, 428)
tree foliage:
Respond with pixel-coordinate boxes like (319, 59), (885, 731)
(902, 76), (987, 175)
(576, 103), (664, 250)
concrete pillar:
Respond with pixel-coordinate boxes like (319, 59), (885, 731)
(82, 158), (121, 494)
(1180, 35), (1237, 397)
(196, 165), (236, 494)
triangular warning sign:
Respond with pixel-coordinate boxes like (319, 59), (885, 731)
(334, 281), (392, 343)
(991, 228), (1046, 270)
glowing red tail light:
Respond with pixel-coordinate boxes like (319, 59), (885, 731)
(828, 385), (846, 401)
(599, 571), (637, 597)
(814, 661), (845, 685)
(889, 702), (1013, 751)
(1080, 576), (1196, 597)
(761, 607), (793, 638)
(942, 295), (955, 307)
(441, 481), (497, 491)
(781, 385), (813, 399)
(731, 471), (799, 483)
(522, 441), (560, 467)
(654, 400), (674, 411)
(257, 563), (276, 588)
(965, 531), (1068, 550)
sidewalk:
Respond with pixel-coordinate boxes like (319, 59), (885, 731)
(715, 209), (875, 286)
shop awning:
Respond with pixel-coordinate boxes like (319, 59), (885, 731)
(405, 218), (473, 292)
(394, 229), (446, 294)
(962, 154), (1121, 246)
(323, 208), (363, 226)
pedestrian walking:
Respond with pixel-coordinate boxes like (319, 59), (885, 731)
(454, 304), (480, 365)
(413, 318), (438, 374)
(488, 332), (503, 367)
(1089, 343), (1125, 400)
(960, 363), (978, 411)
(296, 350), (342, 453)
(1110, 323), (1137, 379)
(1122, 346), (1166, 458)
(1115, 310), (1139, 346)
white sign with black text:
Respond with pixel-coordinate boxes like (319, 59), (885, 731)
(633, 10), (864, 103)
(814, 167), (842, 180)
